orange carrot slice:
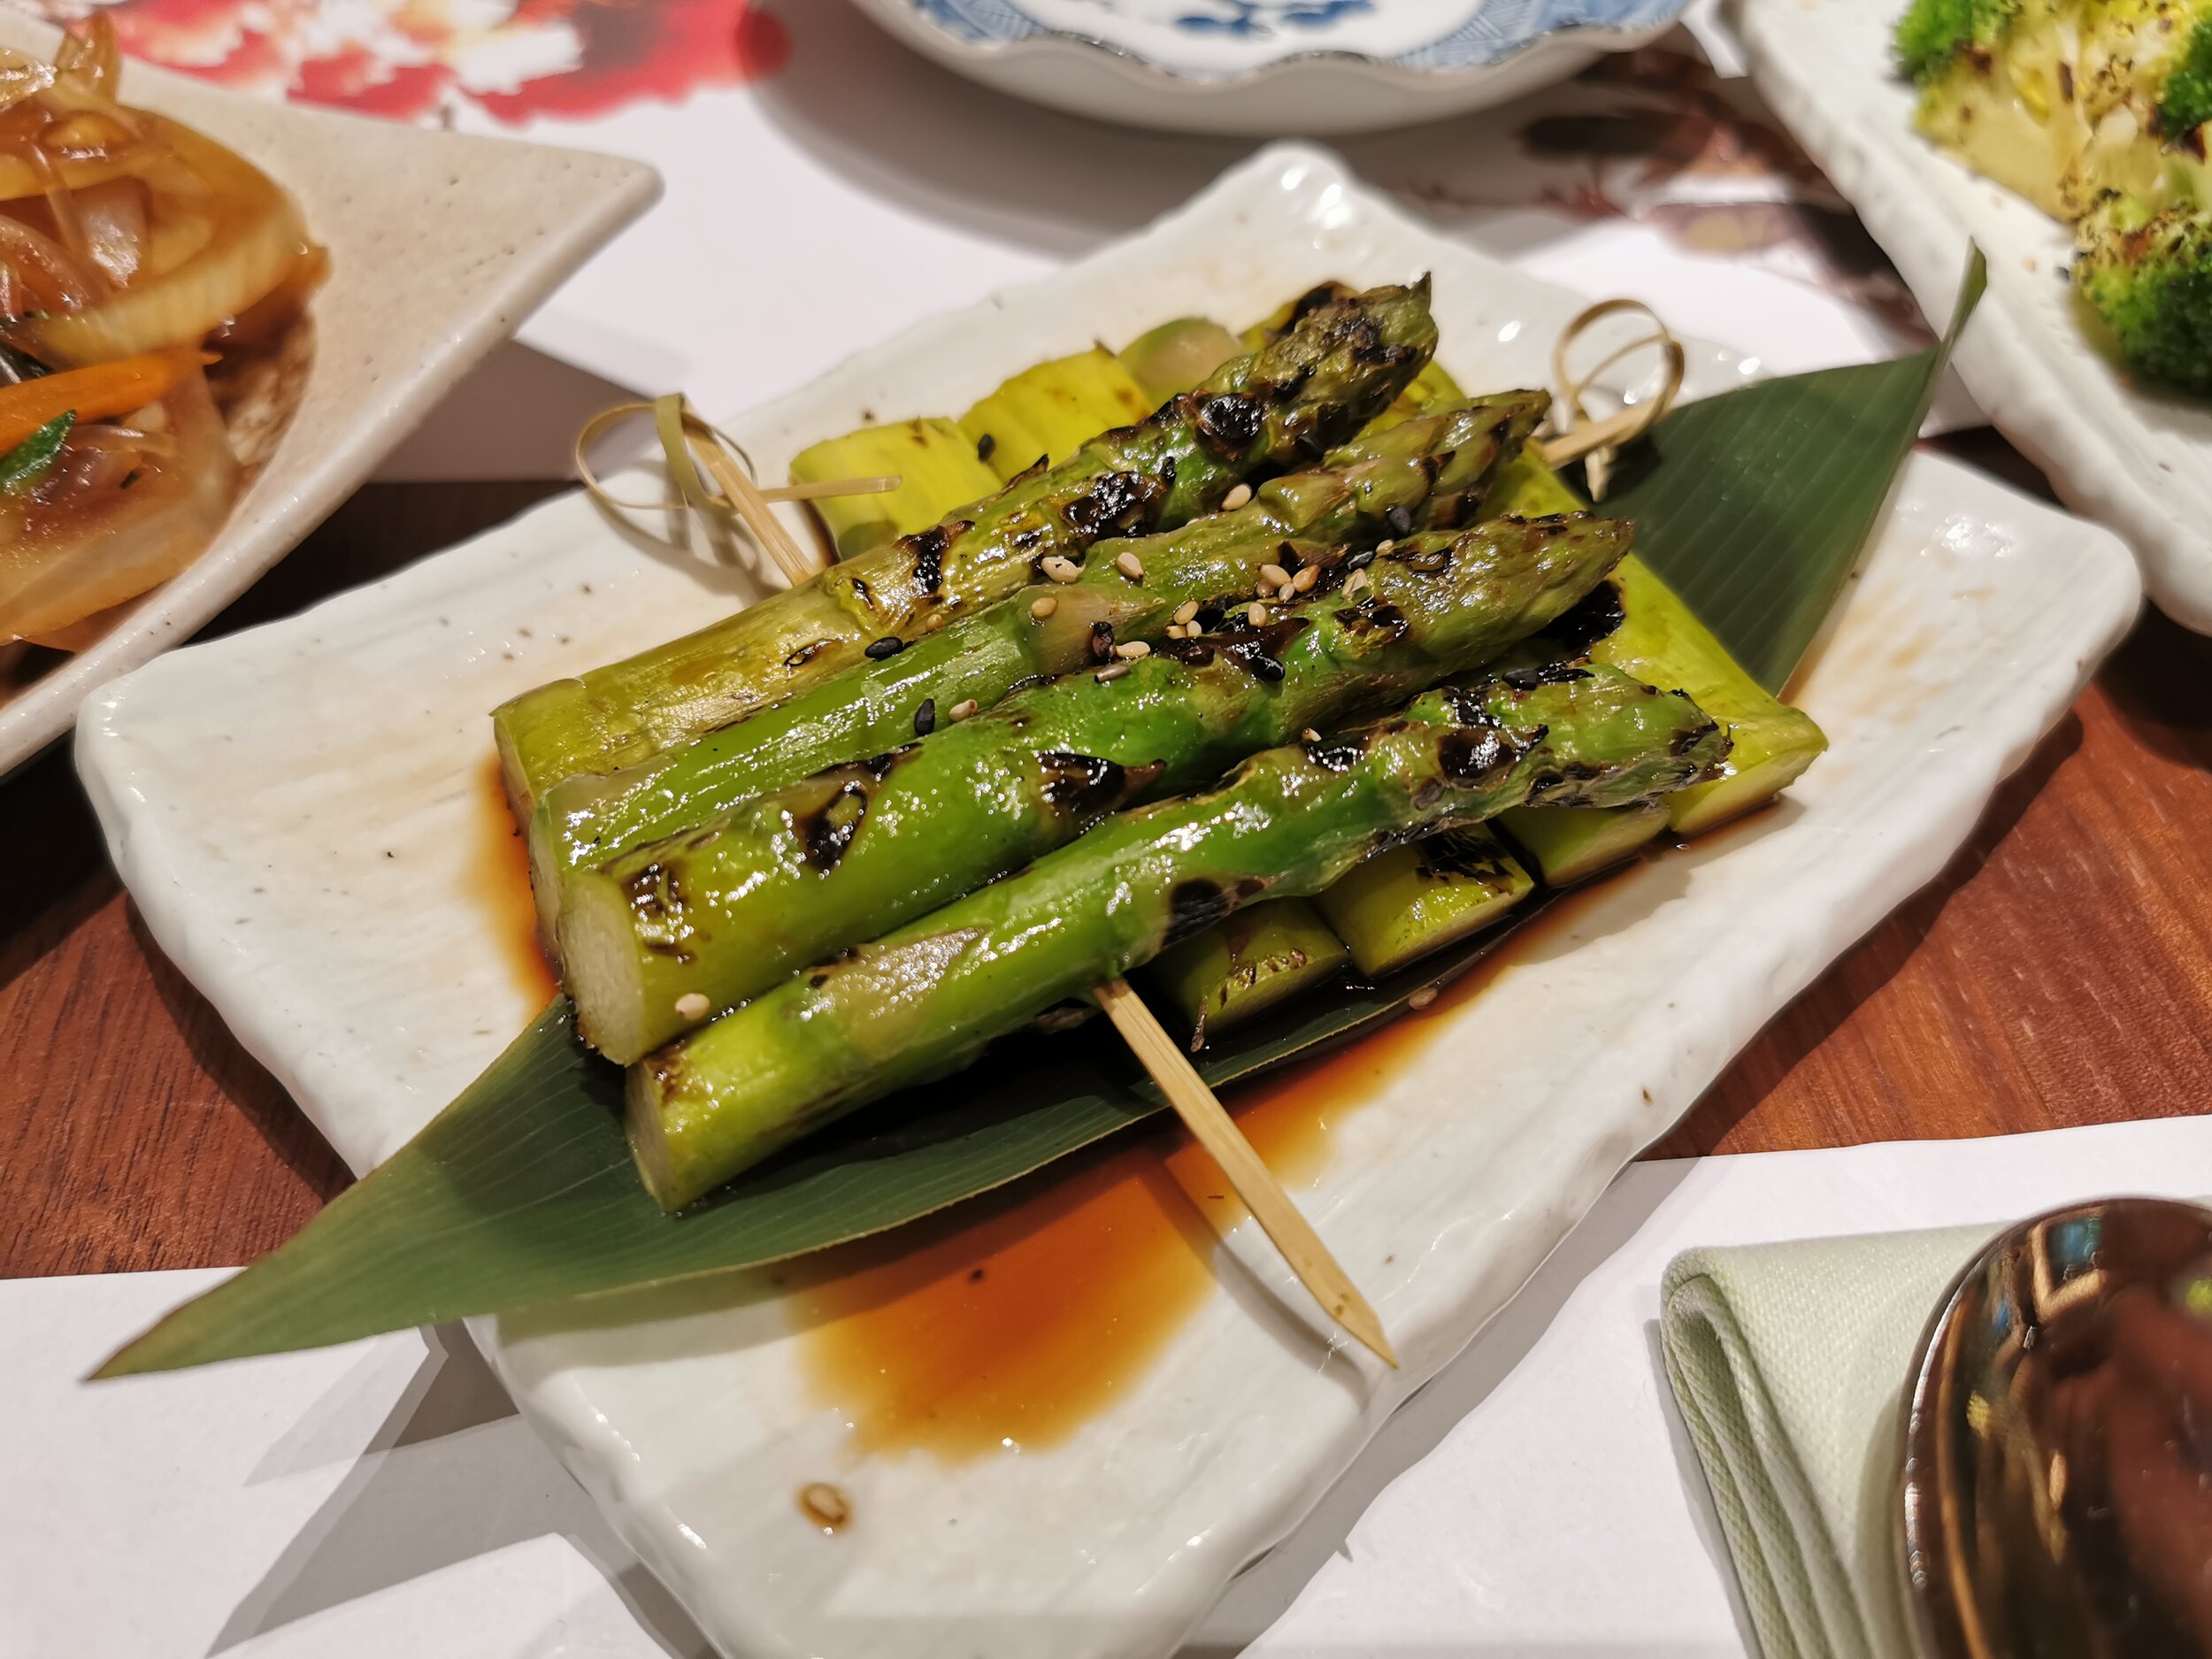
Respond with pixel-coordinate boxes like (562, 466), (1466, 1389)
(0, 347), (214, 451)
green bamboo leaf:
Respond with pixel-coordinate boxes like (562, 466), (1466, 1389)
(1608, 248), (1985, 693)
(97, 254), (1986, 1378)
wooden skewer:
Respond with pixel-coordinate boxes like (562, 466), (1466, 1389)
(760, 475), (902, 503)
(1536, 403), (1659, 469)
(1093, 977), (1398, 1368)
(691, 439), (822, 588)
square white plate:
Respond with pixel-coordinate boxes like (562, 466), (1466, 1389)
(1726, 0), (2212, 632)
(79, 144), (2140, 1658)
(0, 11), (658, 776)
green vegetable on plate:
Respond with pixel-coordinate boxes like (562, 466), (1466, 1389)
(493, 279), (1441, 814)
(628, 665), (1731, 1210)
(526, 394), (1548, 945)
(562, 510), (1630, 1063)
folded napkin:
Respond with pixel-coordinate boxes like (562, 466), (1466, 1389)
(1659, 1222), (2001, 1659)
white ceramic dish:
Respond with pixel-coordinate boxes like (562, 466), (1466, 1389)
(80, 144), (2139, 1659)
(1726, 0), (2212, 634)
(849, 0), (1692, 134)
(0, 11), (659, 779)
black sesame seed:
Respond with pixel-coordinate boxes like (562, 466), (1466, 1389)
(913, 698), (937, 736)
(1345, 548), (1376, 571)
(976, 431), (995, 462)
(1385, 504), (1415, 536)
(865, 637), (903, 660)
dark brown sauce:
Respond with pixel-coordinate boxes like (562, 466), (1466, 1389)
(797, 889), (1612, 1462)
(472, 755), (558, 1007)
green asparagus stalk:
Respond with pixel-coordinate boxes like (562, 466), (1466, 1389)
(527, 394), (1548, 941)
(493, 280), (1440, 815)
(1148, 900), (1351, 1044)
(1315, 826), (1535, 978)
(561, 511), (1629, 1063)
(628, 666), (1729, 1210)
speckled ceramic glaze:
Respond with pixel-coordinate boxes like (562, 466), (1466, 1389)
(849, 0), (1690, 132)
(1728, 0), (2212, 634)
(0, 12), (658, 778)
(80, 145), (2139, 1659)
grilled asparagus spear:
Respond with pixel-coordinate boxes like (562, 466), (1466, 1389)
(629, 666), (1729, 1209)
(528, 395), (1547, 938)
(562, 512), (1630, 1063)
(494, 280), (1440, 814)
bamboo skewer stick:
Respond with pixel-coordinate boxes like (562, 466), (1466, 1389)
(1093, 976), (1398, 1368)
(689, 438), (821, 588)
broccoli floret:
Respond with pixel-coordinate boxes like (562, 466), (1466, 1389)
(2074, 193), (2212, 390)
(2157, 12), (2212, 140)
(1894, 0), (2020, 85)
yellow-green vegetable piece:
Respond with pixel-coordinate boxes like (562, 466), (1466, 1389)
(957, 346), (1153, 481)
(1500, 801), (1670, 886)
(1317, 826), (1534, 978)
(1148, 900), (1350, 1041)
(1118, 317), (1243, 405)
(1488, 452), (1827, 841)
(787, 417), (1000, 561)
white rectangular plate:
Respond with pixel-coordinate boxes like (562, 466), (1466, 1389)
(79, 144), (2141, 1659)
(0, 12), (657, 776)
(1726, 0), (2212, 631)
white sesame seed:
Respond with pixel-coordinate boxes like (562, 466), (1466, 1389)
(1221, 482), (1253, 511)
(1042, 556), (1081, 584)
(1301, 728), (1321, 742)
(1030, 595), (1058, 619)
(1292, 565), (1318, 593)
(1375, 539), (1395, 555)
(1165, 622), (1187, 640)
(1408, 986), (1439, 1010)
(1116, 549), (1146, 580)
(674, 992), (710, 1020)
(1115, 640), (1151, 659)
(1344, 569), (1372, 599)
(1258, 562), (1291, 588)
(949, 699), (979, 721)
(1172, 600), (1199, 626)
(926, 612), (948, 631)
(1094, 663), (1130, 683)
(1277, 582), (1297, 603)
(1247, 603), (1268, 626)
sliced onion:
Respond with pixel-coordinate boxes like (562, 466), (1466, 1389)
(0, 365), (235, 640)
(0, 211), (96, 313)
(13, 116), (304, 365)
(73, 176), (144, 287)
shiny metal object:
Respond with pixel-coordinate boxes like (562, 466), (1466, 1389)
(1901, 1197), (2212, 1659)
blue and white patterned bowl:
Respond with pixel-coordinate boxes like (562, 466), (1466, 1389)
(849, 0), (1693, 133)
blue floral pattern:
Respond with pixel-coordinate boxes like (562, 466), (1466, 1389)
(907, 0), (1686, 68)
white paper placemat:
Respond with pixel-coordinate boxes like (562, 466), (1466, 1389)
(15, 1111), (2212, 1656)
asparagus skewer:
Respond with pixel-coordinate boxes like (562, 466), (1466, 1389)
(629, 666), (1730, 1210)
(493, 280), (1440, 813)
(562, 511), (1632, 1062)
(527, 394), (1547, 939)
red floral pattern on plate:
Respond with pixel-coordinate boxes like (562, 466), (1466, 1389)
(22, 0), (789, 124)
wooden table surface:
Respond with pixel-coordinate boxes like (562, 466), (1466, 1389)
(4, 436), (2208, 1281)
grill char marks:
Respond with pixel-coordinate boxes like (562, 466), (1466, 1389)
(621, 860), (696, 963)
(1036, 751), (1162, 819)
(905, 521), (966, 594)
(1164, 875), (1269, 945)
(1189, 391), (1265, 458)
(1064, 469), (1164, 546)
(1302, 731), (1370, 772)
(1210, 616), (1310, 684)
(787, 749), (919, 873)
(1543, 580), (1626, 656)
